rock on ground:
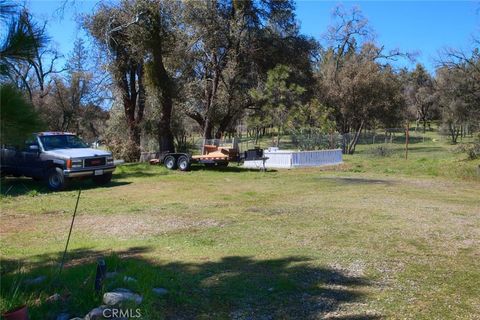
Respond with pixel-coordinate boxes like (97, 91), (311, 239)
(106, 272), (119, 279)
(48, 293), (62, 302)
(152, 287), (168, 296)
(123, 276), (137, 283)
(55, 313), (69, 320)
(25, 275), (47, 285)
(84, 305), (107, 320)
(103, 288), (143, 306)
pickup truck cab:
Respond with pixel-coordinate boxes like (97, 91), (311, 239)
(0, 132), (115, 191)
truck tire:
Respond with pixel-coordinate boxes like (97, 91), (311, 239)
(46, 167), (68, 191)
(164, 155), (177, 170)
(177, 156), (190, 171)
(93, 172), (112, 185)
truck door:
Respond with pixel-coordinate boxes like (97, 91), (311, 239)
(0, 146), (19, 175)
(19, 136), (43, 178)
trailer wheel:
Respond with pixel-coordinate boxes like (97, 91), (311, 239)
(217, 162), (229, 167)
(177, 156), (190, 171)
(164, 155), (177, 170)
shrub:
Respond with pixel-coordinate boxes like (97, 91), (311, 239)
(455, 134), (480, 160)
(465, 142), (480, 160)
(1, 84), (44, 147)
(370, 145), (393, 157)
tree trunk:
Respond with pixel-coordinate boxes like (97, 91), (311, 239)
(147, 42), (175, 153)
(449, 123), (460, 144)
(127, 123), (141, 161)
(204, 120), (213, 140)
(158, 118), (175, 152)
(276, 125), (282, 147)
(215, 115), (232, 139)
(347, 120), (365, 154)
(116, 60), (145, 162)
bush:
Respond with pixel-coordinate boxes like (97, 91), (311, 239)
(455, 134), (480, 160)
(1, 84), (44, 146)
(464, 142), (480, 160)
(370, 145), (393, 157)
(103, 104), (137, 162)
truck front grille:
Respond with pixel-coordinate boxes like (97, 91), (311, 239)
(84, 157), (106, 167)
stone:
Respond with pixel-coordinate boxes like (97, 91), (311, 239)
(47, 293), (62, 302)
(123, 276), (137, 283)
(25, 275), (47, 285)
(152, 287), (168, 296)
(106, 272), (119, 279)
(55, 313), (69, 320)
(103, 289), (142, 306)
(84, 305), (107, 320)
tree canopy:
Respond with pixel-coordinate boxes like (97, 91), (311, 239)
(1, 1), (478, 159)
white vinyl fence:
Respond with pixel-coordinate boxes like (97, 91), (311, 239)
(243, 148), (342, 169)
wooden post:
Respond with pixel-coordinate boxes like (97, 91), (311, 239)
(405, 121), (410, 160)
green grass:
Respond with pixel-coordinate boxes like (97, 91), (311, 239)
(1, 134), (479, 319)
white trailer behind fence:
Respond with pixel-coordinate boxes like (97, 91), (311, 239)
(243, 148), (343, 169)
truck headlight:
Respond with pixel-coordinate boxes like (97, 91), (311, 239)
(106, 156), (114, 164)
(71, 159), (83, 168)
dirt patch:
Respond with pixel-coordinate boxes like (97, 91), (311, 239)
(328, 260), (366, 278)
(76, 214), (221, 239)
(0, 213), (222, 240)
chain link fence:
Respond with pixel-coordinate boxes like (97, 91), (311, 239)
(236, 128), (432, 154)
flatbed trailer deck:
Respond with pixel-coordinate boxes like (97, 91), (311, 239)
(149, 142), (240, 171)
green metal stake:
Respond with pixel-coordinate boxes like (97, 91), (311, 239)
(58, 189), (81, 277)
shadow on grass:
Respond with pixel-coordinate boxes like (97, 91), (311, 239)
(189, 164), (277, 173)
(404, 145), (445, 153)
(113, 170), (164, 180)
(315, 177), (395, 186)
(355, 145), (444, 156)
(0, 177), (131, 197)
(1, 247), (378, 319)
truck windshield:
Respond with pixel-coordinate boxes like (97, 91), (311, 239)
(39, 135), (88, 150)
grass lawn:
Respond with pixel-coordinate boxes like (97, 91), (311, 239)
(1, 134), (479, 319)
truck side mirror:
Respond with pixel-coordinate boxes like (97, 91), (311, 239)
(29, 144), (39, 152)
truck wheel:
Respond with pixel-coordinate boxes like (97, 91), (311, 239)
(93, 172), (112, 185)
(164, 155), (177, 170)
(46, 167), (68, 191)
(177, 156), (190, 171)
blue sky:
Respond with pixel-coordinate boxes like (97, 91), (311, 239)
(296, 1), (479, 71)
(24, 0), (480, 73)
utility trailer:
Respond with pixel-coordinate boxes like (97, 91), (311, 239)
(149, 139), (241, 171)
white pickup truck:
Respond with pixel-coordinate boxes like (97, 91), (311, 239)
(0, 132), (116, 191)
